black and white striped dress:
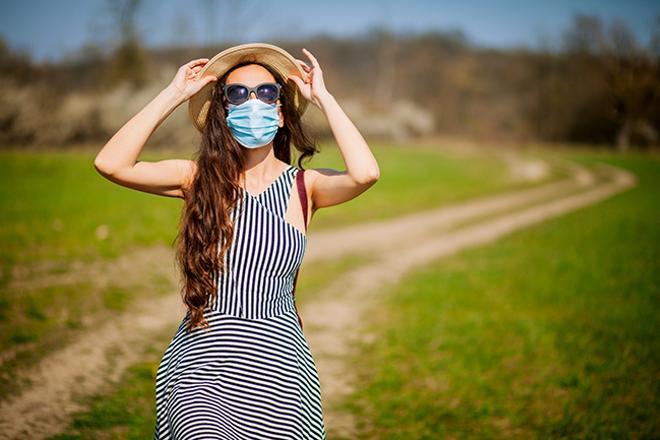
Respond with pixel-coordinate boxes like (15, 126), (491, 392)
(154, 165), (327, 439)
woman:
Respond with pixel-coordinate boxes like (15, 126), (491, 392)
(94, 43), (379, 439)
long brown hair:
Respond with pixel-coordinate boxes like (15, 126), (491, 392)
(175, 57), (318, 332)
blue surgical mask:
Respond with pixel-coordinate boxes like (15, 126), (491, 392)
(226, 99), (280, 149)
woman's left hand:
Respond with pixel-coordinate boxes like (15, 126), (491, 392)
(288, 48), (332, 109)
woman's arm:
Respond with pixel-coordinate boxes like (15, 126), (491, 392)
(93, 58), (215, 198)
(289, 48), (380, 211)
(311, 92), (380, 210)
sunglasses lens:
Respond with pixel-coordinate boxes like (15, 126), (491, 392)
(226, 85), (248, 105)
(257, 84), (279, 103)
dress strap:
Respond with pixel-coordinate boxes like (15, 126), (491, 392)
(292, 168), (307, 331)
(295, 168), (308, 231)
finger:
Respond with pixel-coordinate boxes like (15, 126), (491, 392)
(197, 72), (216, 81)
(186, 58), (210, 67)
(301, 48), (320, 69)
(188, 57), (209, 65)
(295, 58), (311, 69)
(288, 74), (302, 84)
(287, 74), (304, 90)
(181, 60), (208, 74)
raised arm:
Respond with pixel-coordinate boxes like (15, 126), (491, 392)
(288, 48), (380, 212)
(93, 58), (216, 198)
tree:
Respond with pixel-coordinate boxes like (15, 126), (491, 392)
(101, 0), (150, 90)
(562, 14), (659, 149)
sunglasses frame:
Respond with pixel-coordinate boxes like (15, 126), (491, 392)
(222, 82), (282, 106)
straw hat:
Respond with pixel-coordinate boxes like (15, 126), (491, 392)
(188, 42), (310, 132)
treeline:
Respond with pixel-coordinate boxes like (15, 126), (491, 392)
(0, 13), (658, 150)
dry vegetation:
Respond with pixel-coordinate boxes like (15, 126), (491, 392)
(0, 13), (658, 150)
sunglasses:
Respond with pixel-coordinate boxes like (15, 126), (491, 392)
(222, 82), (282, 106)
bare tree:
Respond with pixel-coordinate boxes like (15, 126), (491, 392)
(374, 0), (396, 107)
(101, 0), (150, 89)
(561, 14), (659, 149)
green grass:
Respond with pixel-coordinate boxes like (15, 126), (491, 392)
(0, 150), (183, 275)
(46, 330), (170, 440)
(307, 141), (561, 232)
(0, 142), (540, 279)
(0, 280), (139, 399)
(46, 252), (380, 439)
(0, 140), (565, 435)
(296, 253), (379, 306)
(344, 150), (659, 438)
(0, 142), (529, 379)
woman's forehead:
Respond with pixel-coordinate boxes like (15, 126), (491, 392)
(226, 64), (275, 86)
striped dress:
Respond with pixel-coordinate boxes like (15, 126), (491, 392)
(154, 165), (327, 439)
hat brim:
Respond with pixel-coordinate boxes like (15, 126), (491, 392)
(188, 42), (309, 132)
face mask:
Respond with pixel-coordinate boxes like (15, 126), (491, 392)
(226, 98), (280, 149)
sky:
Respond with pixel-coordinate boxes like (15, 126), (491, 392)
(1, 0), (658, 62)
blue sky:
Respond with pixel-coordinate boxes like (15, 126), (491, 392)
(1, 0), (658, 62)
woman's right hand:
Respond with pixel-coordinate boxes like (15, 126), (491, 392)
(167, 58), (217, 103)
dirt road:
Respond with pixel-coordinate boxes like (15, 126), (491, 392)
(304, 161), (636, 438)
(0, 157), (636, 439)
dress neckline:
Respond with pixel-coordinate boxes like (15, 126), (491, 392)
(241, 164), (292, 198)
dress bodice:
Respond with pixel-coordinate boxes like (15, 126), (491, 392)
(207, 165), (307, 319)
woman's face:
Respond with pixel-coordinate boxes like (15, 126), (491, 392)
(224, 64), (284, 128)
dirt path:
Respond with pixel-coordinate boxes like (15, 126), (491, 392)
(0, 285), (187, 438)
(0, 156), (635, 439)
(303, 156), (592, 263)
(303, 161), (636, 438)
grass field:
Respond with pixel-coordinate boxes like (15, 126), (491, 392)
(11, 141), (653, 438)
(0, 142), (540, 271)
(2, 141), (546, 436)
(342, 150), (659, 438)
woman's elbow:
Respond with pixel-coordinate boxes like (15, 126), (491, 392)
(354, 169), (379, 185)
(362, 166), (380, 184)
(93, 156), (116, 177)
